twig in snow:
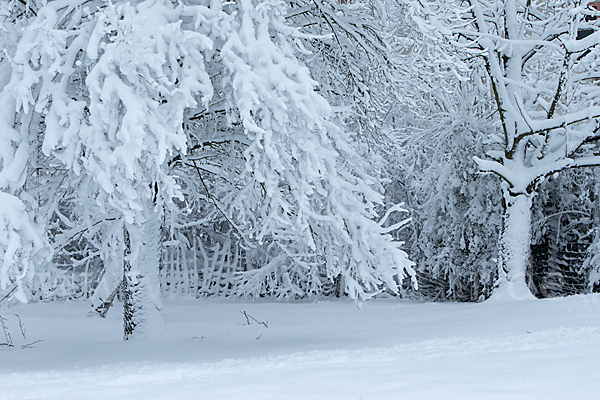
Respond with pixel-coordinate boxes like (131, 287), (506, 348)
(21, 340), (43, 349)
(240, 309), (251, 325)
(15, 314), (26, 339)
(0, 314), (13, 347)
(239, 310), (268, 328)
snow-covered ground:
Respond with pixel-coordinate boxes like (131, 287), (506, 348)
(1, 294), (599, 399)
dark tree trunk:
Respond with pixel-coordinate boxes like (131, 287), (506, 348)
(122, 205), (165, 340)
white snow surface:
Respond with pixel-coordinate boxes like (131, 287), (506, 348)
(1, 295), (600, 399)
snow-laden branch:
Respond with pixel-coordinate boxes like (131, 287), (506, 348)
(564, 30), (600, 53)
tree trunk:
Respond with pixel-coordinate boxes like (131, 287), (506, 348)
(88, 261), (123, 318)
(123, 205), (166, 340)
(492, 192), (536, 301)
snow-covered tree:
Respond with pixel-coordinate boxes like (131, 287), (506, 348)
(376, 3), (500, 301)
(1, 0), (415, 337)
(285, 0), (399, 142)
(405, 0), (600, 300)
(399, 119), (502, 302)
(0, 0), (52, 304)
(178, 0), (416, 300)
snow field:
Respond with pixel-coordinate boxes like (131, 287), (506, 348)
(1, 294), (600, 399)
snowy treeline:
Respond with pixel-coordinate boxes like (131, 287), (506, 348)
(2, 0), (600, 337)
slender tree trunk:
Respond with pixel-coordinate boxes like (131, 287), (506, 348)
(123, 205), (166, 340)
(492, 191), (536, 301)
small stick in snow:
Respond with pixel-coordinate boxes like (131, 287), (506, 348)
(21, 340), (43, 349)
(0, 314), (13, 347)
(15, 314), (26, 339)
(240, 310), (251, 325)
(240, 310), (268, 328)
